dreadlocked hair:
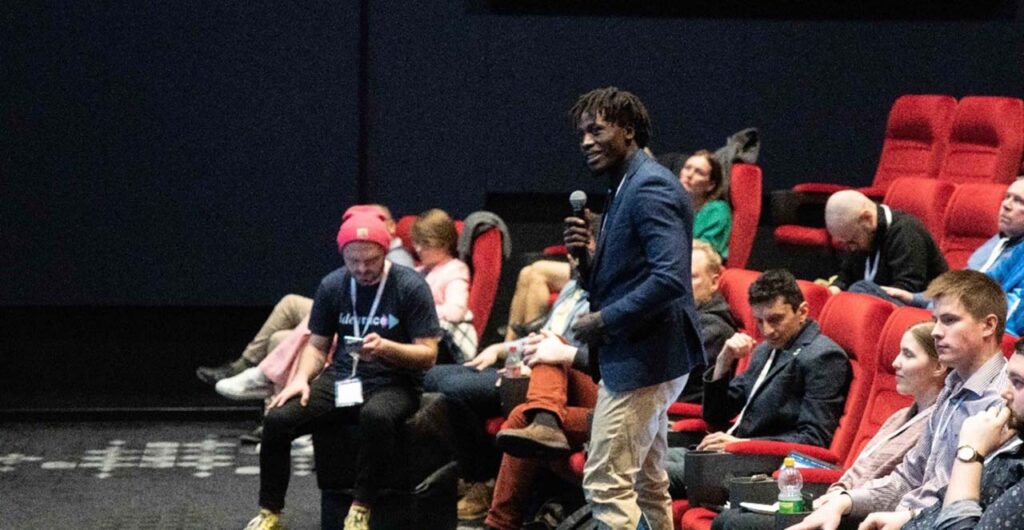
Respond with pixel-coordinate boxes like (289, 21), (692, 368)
(570, 87), (652, 148)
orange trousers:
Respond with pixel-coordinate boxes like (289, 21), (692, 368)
(485, 363), (598, 530)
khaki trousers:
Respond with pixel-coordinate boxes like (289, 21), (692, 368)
(583, 374), (687, 530)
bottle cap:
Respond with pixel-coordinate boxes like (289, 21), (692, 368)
(783, 457), (796, 467)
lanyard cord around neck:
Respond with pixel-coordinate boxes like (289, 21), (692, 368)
(864, 205), (893, 282)
(349, 260), (391, 338)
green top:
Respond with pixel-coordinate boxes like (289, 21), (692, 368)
(694, 199), (732, 259)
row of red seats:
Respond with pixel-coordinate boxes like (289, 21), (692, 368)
(793, 94), (1023, 198)
(775, 177), (1009, 269)
(776, 93), (1023, 250)
(673, 269), (1020, 530)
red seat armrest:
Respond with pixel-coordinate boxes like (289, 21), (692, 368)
(668, 402), (702, 418)
(724, 440), (840, 464)
(670, 418), (709, 432)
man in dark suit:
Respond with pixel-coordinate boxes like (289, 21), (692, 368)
(564, 87), (705, 530)
(699, 269), (850, 450)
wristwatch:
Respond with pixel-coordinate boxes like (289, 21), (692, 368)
(956, 444), (984, 464)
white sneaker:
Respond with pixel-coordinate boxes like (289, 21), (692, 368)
(216, 367), (273, 400)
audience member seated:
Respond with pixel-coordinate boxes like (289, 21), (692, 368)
(412, 208), (477, 363)
(901, 338), (1024, 530)
(681, 150), (733, 260)
(660, 150), (734, 259)
(243, 209), (440, 530)
(884, 176), (1024, 336)
(824, 189), (947, 304)
(883, 176), (1024, 305)
(423, 270), (590, 521)
(988, 241), (1024, 338)
(712, 321), (946, 530)
(485, 322), (598, 530)
(789, 270), (1009, 530)
(666, 269), (850, 494)
(195, 204), (413, 386)
(679, 241), (740, 403)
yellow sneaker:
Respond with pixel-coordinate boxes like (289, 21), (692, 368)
(244, 508), (283, 530)
(457, 480), (492, 520)
(343, 504), (371, 530)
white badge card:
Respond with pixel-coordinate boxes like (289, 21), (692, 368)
(335, 378), (364, 407)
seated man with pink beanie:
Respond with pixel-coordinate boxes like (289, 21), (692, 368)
(244, 207), (442, 530)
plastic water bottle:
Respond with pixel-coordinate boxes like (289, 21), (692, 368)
(777, 457), (805, 513)
(505, 339), (525, 378)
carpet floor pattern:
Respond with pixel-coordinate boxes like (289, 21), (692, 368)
(0, 421), (487, 530)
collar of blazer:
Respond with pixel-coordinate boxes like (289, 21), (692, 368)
(748, 320), (822, 402)
(590, 151), (650, 282)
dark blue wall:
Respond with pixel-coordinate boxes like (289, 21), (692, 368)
(4, 1), (1023, 305)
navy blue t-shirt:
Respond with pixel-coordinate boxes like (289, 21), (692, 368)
(308, 263), (441, 394)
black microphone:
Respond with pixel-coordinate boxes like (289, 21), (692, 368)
(569, 190), (589, 266)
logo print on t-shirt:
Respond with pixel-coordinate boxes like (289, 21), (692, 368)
(338, 313), (400, 330)
(380, 314), (400, 329)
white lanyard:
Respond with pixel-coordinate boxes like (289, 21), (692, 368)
(855, 406), (931, 462)
(864, 205), (893, 282)
(979, 237), (1008, 273)
(728, 348), (783, 435)
(349, 261), (390, 338)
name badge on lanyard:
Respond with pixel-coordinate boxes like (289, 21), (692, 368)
(335, 261), (390, 408)
(864, 205), (893, 283)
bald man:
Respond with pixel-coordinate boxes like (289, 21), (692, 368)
(824, 190), (947, 302)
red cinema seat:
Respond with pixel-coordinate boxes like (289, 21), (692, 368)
(396, 215), (416, 256)
(840, 307), (931, 470)
(669, 273), (831, 422)
(774, 95), (957, 249)
(1002, 333), (1020, 358)
(775, 175), (956, 253)
(938, 96), (1024, 185)
(883, 177), (956, 244)
(721, 292), (894, 465)
(401, 214), (505, 338)
(940, 183), (1008, 269)
(794, 94), (956, 198)
(680, 293), (896, 530)
(726, 164), (762, 269)
(464, 224), (504, 338)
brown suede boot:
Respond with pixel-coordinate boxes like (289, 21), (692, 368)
(495, 422), (571, 458)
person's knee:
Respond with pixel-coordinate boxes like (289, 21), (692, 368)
(268, 329), (291, 353)
(359, 399), (407, 430)
(262, 407), (295, 440)
(516, 264), (535, 287)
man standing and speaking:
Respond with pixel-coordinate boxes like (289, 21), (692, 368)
(564, 87), (705, 530)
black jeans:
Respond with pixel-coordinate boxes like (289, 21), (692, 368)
(259, 373), (420, 511)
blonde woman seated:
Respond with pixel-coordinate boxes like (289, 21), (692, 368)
(412, 208), (477, 363)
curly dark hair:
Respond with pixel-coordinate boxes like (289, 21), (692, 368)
(569, 87), (652, 148)
(748, 269), (804, 310)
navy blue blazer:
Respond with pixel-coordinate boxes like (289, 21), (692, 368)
(701, 320), (850, 447)
(584, 150), (705, 392)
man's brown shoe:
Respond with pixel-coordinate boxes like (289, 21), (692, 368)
(495, 422), (571, 458)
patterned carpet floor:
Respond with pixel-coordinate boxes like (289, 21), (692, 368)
(0, 420), (489, 529)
